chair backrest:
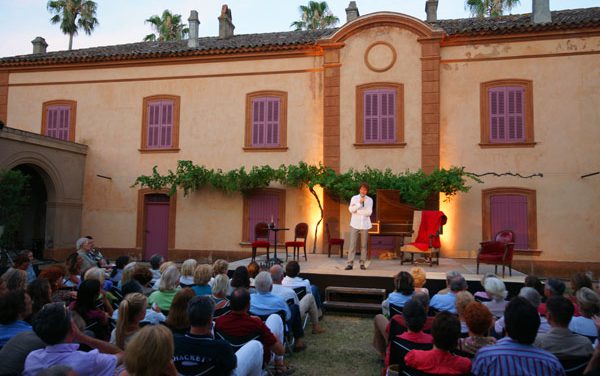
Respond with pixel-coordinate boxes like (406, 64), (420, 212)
(293, 286), (307, 301)
(215, 329), (261, 353)
(294, 222), (309, 241)
(495, 230), (515, 244)
(559, 355), (592, 376)
(389, 336), (433, 372)
(389, 314), (407, 340)
(255, 222), (270, 240)
(390, 303), (404, 317)
(213, 305), (232, 319)
(326, 218), (341, 241)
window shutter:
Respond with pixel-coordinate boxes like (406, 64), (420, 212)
(381, 91), (395, 142)
(146, 99), (174, 149)
(489, 87), (506, 143)
(147, 102), (161, 148)
(252, 98), (265, 146)
(46, 105), (70, 141)
(364, 89), (396, 143)
(364, 92), (378, 142)
(489, 86), (525, 143)
(490, 194), (528, 249)
(161, 101), (173, 148)
(507, 88), (525, 142)
(251, 97), (280, 147)
(248, 193), (279, 241)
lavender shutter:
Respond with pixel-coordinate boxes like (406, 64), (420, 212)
(381, 91), (395, 142)
(364, 92), (378, 142)
(147, 100), (174, 148)
(147, 102), (161, 148)
(365, 89), (395, 143)
(161, 101), (173, 148)
(252, 98), (266, 146)
(252, 97), (280, 147)
(248, 193), (279, 241)
(489, 87), (506, 143)
(507, 87), (525, 142)
(46, 105), (70, 141)
(490, 194), (528, 249)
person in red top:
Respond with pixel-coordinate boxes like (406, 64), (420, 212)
(384, 298), (433, 369)
(405, 311), (471, 375)
(214, 288), (290, 374)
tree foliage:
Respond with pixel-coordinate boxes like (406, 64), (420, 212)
(465, 0), (521, 17)
(291, 1), (339, 31)
(47, 0), (99, 50)
(134, 161), (480, 252)
(0, 170), (30, 248)
(144, 10), (189, 42)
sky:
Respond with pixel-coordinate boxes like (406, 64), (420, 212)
(0, 0), (598, 58)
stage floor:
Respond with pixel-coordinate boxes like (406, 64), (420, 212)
(229, 253), (526, 284)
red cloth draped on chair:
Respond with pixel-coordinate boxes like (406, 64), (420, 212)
(408, 211), (447, 251)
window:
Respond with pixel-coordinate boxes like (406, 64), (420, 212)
(41, 100), (76, 142)
(244, 91), (287, 151)
(482, 188), (537, 250)
(242, 189), (286, 242)
(141, 95), (180, 151)
(355, 83), (404, 147)
(480, 80), (534, 147)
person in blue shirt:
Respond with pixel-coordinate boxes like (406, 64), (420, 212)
(382, 271), (415, 317)
(0, 290), (33, 346)
(430, 275), (467, 314)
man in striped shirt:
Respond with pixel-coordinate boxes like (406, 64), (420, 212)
(472, 296), (565, 376)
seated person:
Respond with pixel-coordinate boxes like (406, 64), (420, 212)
(230, 266), (251, 291)
(282, 261), (322, 312)
(23, 302), (122, 376)
(539, 278), (570, 316)
(250, 272), (306, 352)
(209, 259), (229, 289)
(68, 279), (111, 341)
(215, 288), (288, 374)
(430, 276), (467, 314)
(495, 287), (550, 337)
(535, 295), (594, 359)
(458, 302), (496, 355)
(384, 299), (433, 369)
(569, 287), (600, 338)
(270, 265), (324, 334)
(455, 291), (475, 336)
(179, 259), (197, 288)
(437, 271), (462, 295)
(410, 267), (429, 295)
(110, 256), (130, 285)
(473, 274), (496, 302)
(472, 297), (564, 376)
(381, 271), (415, 317)
(173, 295), (263, 376)
(164, 288), (195, 335)
(191, 264), (213, 296)
(211, 274), (231, 318)
(0, 290), (33, 347)
(247, 261), (260, 288)
(0, 331), (46, 375)
(111, 281), (166, 324)
(120, 325), (177, 376)
(148, 265), (180, 312)
(405, 311), (471, 375)
(481, 277), (508, 318)
(110, 293), (147, 350)
(149, 254), (165, 286)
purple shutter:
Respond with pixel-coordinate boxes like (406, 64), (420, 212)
(490, 194), (528, 249)
(147, 100), (174, 148)
(489, 86), (525, 143)
(364, 89), (395, 143)
(248, 193), (279, 241)
(46, 105), (70, 141)
(252, 97), (280, 147)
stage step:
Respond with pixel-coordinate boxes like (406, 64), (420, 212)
(323, 286), (386, 314)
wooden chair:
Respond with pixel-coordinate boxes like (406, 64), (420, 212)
(251, 222), (270, 262)
(326, 222), (344, 258)
(401, 211), (447, 267)
(285, 222), (309, 262)
(476, 230), (515, 277)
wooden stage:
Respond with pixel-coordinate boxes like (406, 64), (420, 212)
(229, 253), (526, 298)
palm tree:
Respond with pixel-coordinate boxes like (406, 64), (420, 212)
(465, 0), (521, 17)
(144, 10), (189, 42)
(291, 1), (339, 31)
(47, 0), (99, 50)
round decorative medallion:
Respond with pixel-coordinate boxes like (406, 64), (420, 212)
(364, 41), (397, 73)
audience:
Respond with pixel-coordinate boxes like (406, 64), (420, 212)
(405, 311), (471, 375)
(458, 302), (496, 355)
(569, 287), (600, 338)
(149, 265), (180, 312)
(247, 261), (260, 287)
(231, 266), (251, 290)
(472, 297), (564, 376)
(111, 256), (130, 285)
(473, 273), (496, 302)
(481, 277), (508, 318)
(192, 264), (213, 296)
(282, 261), (322, 311)
(525, 275), (546, 298)
(381, 271), (415, 317)
(111, 292), (148, 349)
(0, 290), (32, 346)
(75, 237), (97, 271)
(534, 295), (594, 358)
(69, 279), (110, 340)
(539, 278), (566, 316)
(410, 267), (428, 295)
(164, 288), (195, 335)
(64, 253), (82, 288)
(211, 274), (231, 317)
(131, 265), (154, 296)
(39, 266), (74, 303)
(430, 275), (467, 314)
(215, 288), (288, 374)
(495, 286), (550, 336)
(23, 302), (122, 376)
(27, 277), (52, 317)
(120, 325), (177, 376)
(179, 259), (197, 288)
(149, 254), (165, 285)
(1, 267), (28, 291)
(455, 291), (475, 336)
(173, 295), (263, 376)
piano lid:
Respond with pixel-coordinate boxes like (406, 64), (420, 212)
(375, 189), (415, 223)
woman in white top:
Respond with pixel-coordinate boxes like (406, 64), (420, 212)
(482, 277), (508, 318)
(569, 287), (600, 338)
(179, 259), (197, 287)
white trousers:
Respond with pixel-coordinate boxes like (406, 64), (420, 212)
(265, 313), (284, 362)
(231, 339), (264, 376)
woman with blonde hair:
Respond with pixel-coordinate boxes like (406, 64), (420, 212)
(164, 288), (195, 335)
(211, 274), (231, 317)
(192, 264), (213, 296)
(179, 259), (197, 287)
(111, 293), (147, 349)
(149, 265), (180, 312)
(410, 267), (429, 295)
(152, 261), (175, 290)
(455, 291), (475, 336)
(119, 262), (137, 289)
(0, 267), (28, 291)
(119, 325), (177, 376)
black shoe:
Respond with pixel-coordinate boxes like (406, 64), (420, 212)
(345, 264), (353, 270)
(360, 264), (366, 270)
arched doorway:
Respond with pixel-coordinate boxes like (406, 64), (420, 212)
(12, 164), (50, 258)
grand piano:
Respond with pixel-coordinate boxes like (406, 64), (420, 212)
(368, 189), (415, 256)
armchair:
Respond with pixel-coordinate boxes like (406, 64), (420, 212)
(477, 230), (515, 277)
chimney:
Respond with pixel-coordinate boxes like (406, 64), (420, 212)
(218, 4), (235, 39)
(425, 0), (439, 22)
(187, 10), (200, 48)
(532, 0), (551, 24)
(31, 37), (48, 54)
(345, 1), (359, 23)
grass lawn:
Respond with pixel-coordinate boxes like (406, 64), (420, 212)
(287, 313), (382, 376)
